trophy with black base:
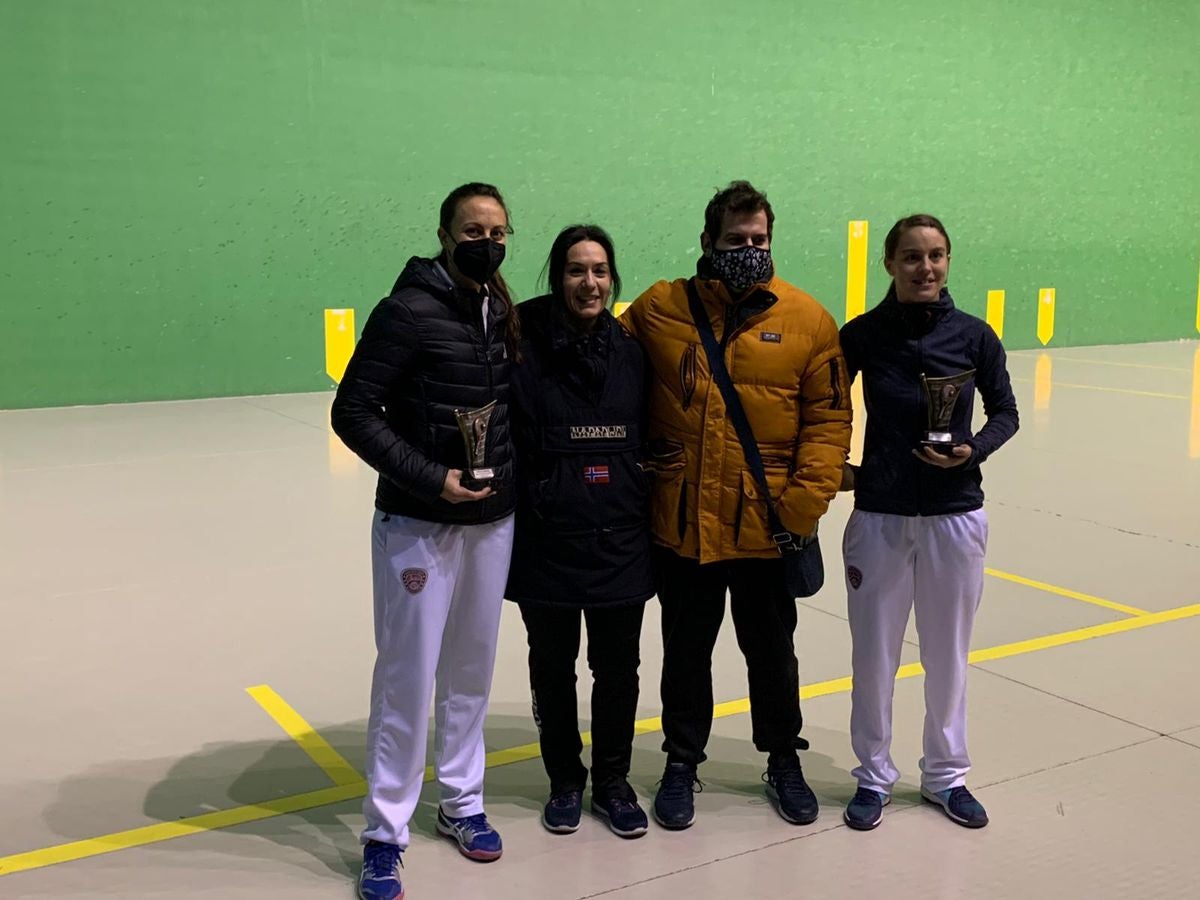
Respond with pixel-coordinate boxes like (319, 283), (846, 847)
(454, 400), (497, 489)
(919, 370), (975, 456)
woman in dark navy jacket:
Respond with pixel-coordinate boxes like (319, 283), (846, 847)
(838, 214), (1018, 833)
(506, 224), (654, 839)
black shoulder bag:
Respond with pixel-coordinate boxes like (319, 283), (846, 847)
(686, 281), (824, 598)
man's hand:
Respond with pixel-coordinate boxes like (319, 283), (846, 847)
(440, 469), (493, 503)
(912, 444), (973, 468)
(839, 463), (857, 491)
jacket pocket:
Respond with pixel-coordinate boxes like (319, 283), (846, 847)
(735, 467), (791, 552)
(649, 465), (687, 549)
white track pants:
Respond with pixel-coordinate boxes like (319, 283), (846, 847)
(843, 508), (987, 795)
(361, 510), (515, 849)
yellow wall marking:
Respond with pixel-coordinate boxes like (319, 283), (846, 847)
(1033, 353), (1053, 412)
(6, 598), (1199, 878)
(984, 567), (1148, 616)
(1190, 346), (1200, 459)
(612, 301), (632, 318)
(845, 220), (869, 322)
(324, 308), (355, 384)
(1036, 288), (1056, 345)
(986, 290), (1005, 339)
(246, 685), (364, 787)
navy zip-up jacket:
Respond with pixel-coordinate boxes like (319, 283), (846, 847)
(839, 287), (1018, 517)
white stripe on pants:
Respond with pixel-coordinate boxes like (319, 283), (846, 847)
(843, 508), (988, 795)
(361, 510), (515, 849)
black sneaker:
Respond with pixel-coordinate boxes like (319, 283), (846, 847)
(763, 752), (819, 825)
(653, 761), (700, 830)
(843, 787), (890, 831)
(921, 785), (989, 828)
(541, 788), (583, 834)
(591, 782), (649, 839)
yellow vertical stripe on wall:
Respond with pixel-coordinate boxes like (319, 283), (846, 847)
(986, 289), (1005, 339)
(324, 309), (355, 384)
(1037, 288), (1056, 346)
(845, 220), (869, 322)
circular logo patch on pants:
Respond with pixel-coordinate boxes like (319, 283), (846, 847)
(401, 568), (428, 595)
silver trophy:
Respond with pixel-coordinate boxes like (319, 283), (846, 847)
(454, 400), (497, 489)
(919, 370), (975, 455)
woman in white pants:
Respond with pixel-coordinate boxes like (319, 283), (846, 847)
(332, 183), (520, 900)
(837, 214), (1018, 831)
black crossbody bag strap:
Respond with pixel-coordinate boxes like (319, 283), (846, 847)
(686, 280), (797, 553)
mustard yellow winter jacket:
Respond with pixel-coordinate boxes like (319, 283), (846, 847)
(621, 274), (852, 563)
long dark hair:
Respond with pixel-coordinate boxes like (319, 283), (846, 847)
(438, 182), (521, 361)
(882, 213), (952, 262)
(542, 224), (622, 308)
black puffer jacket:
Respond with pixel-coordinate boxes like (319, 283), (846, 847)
(839, 287), (1018, 517)
(331, 256), (514, 524)
(505, 295), (654, 608)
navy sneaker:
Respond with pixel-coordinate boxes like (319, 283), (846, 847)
(435, 808), (503, 861)
(763, 752), (819, 825)
(921, 785), (989, 828)
(653, 761), (700, 830)
(358, 840), (403, 900)
(843, 787), (890, 831)
(542, 788), (583, 834)
(591, 782), (648, 838)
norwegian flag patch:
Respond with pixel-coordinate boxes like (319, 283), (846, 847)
(401, 568), (428, 595)
(847, 566), (863, 590)
(583, 464), (611, 484)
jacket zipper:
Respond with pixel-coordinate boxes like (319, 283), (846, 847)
(915, 334), (925, 515)
(829, 358), (843, 409)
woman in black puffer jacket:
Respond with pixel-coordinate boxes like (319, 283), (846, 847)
(507, 225), (654, 839)
(332, 183), (519, 892)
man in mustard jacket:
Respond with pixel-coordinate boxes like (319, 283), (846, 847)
(621, 181), (851, 830)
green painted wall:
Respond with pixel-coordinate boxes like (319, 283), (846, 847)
(2, 0), (1197, 409)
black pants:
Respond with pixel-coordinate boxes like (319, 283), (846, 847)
(519, 602), (645, 795)
(656, 547), (802, 766)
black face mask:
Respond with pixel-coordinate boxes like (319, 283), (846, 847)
(451, 238), (506, 285)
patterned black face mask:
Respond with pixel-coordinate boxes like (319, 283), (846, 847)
(709, 245), (773, 295)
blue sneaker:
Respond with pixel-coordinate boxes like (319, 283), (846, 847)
(436, 808), (503, 861)
(653, 761), (700, 830)
(591, 782), (648, 838)
(921, 785), (989, 828)
(358, 840), (403, 900)
(764, 752), (819, 825)
(843, 787), (890, 831)
(542, 789), (583, 834)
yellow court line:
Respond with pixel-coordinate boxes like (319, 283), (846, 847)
(984, 567), (1149, 617)
(6, 600), (1200, 878)
(0, 782), (366, 877)
(968, 603), (1200, 663)
(1009, 377), (1187, 401)
(246, 685), (364, 787)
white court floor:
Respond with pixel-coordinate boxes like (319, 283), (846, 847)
(1, 340), (1199, 899)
